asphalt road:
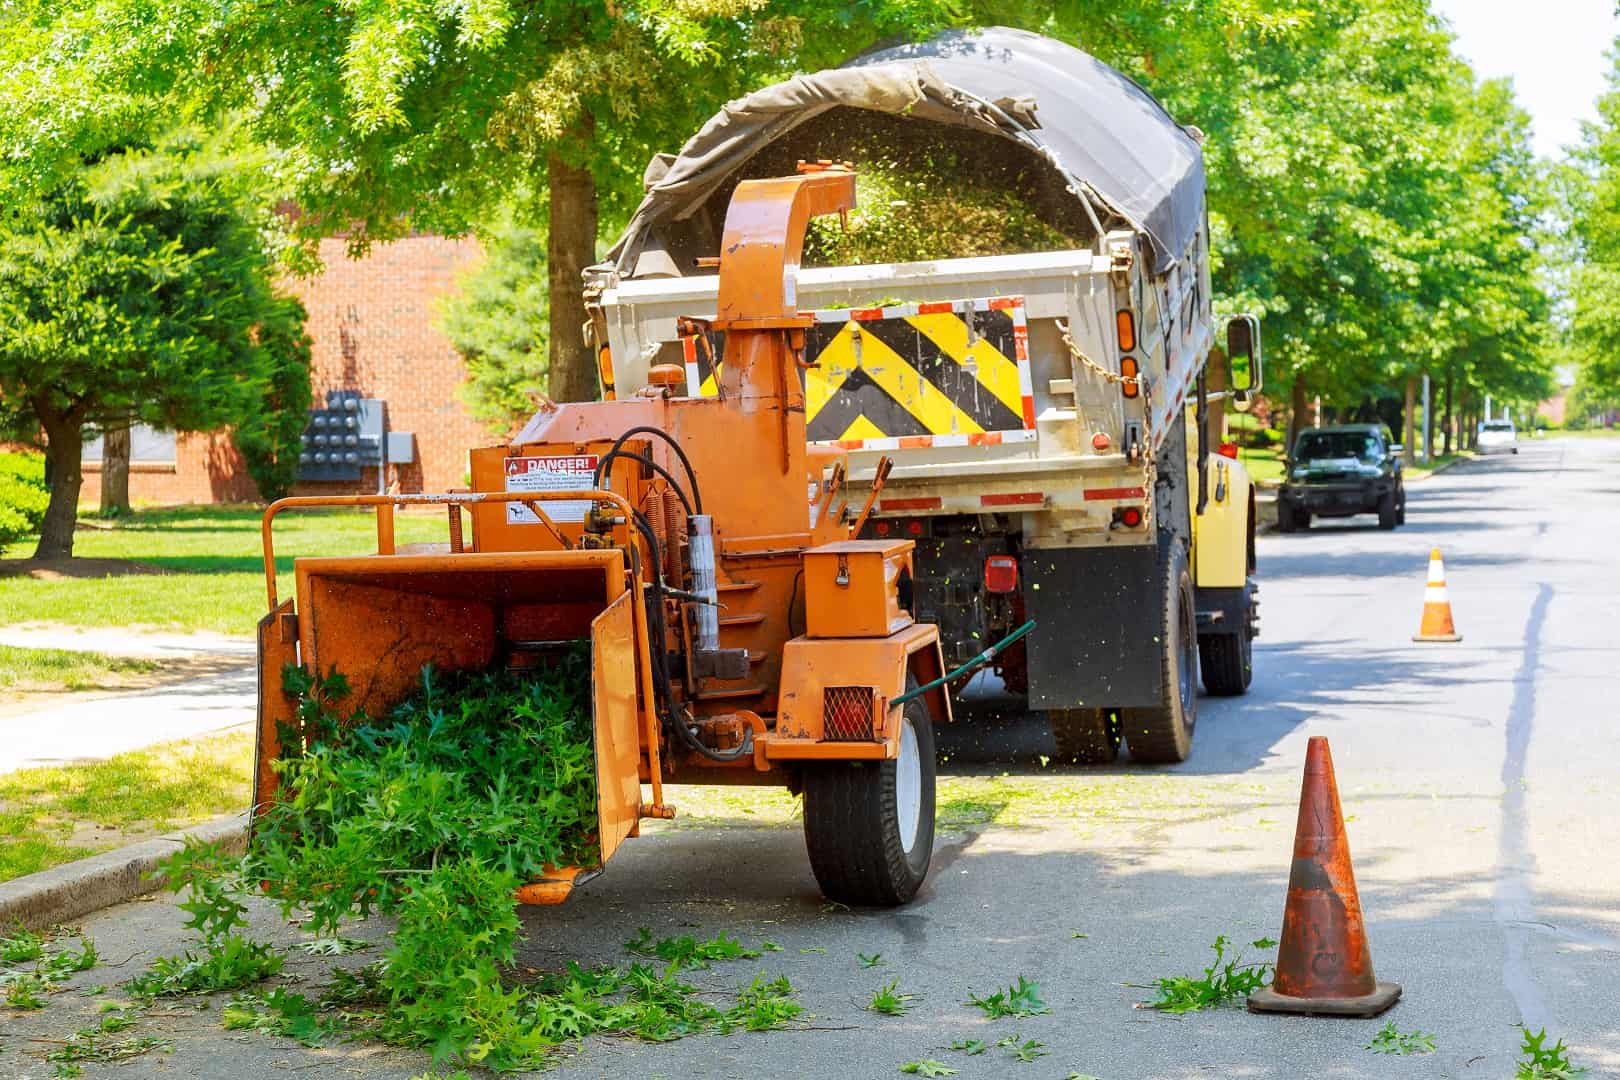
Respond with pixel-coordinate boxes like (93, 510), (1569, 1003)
(3, 435), (1617, 1079)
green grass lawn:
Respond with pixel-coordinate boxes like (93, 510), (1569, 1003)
(0, 506), (442, 635)
(0, 731), (251, 882)
(0, 645), (159, 692)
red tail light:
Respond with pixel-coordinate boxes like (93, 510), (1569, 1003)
(1216, 442), (1239, 459)
(984, 555), (1019, 594)
(1115, 506), (1144, 529)
(874, 520), (891, 536)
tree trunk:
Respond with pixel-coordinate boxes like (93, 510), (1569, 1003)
(100, 420), (131, 516)
(34, 411), (85, 560)
(547, 113), (599, 404)
(1286, 373), (1308, 456)
(1402, 374), (1417, 466)
(1442, 372), (1454, 455)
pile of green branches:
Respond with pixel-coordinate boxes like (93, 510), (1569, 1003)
(802, 156), (1078, 267)
(132, 650), (802, 1073)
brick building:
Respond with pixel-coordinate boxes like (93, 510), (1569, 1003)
(81, 234), (491, 504)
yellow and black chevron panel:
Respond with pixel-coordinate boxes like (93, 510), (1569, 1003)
(681, 297), (1036, 451)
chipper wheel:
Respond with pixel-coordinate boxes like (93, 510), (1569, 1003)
(1121, 542), (1199, 765)
(1048, 708), (1121, 765)
(803, 676), (936, 906)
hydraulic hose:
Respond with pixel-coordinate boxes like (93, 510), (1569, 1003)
(595, 426), (703, 515)
(892, 620), (1037, 707)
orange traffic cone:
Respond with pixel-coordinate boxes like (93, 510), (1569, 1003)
(1249, 737), (1401, 1017)
(1412, 546), (1462, 643)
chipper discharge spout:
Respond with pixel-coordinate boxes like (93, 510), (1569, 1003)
(255, 163), (953, 909)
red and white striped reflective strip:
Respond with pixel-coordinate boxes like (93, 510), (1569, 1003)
(874, 487), (1146, 516)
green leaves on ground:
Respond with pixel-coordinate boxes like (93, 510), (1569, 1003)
(624, 928), (765, 973)
(222, 989), (343, 1047)
(1147, 936), (1276, 1013)
(966, 976), (1050, 1019)
(948, 1038), (987, 1055)
(858, 952), (884, 968)
(899, 1061), (957, 1077)
(1516, 1026), (1588, 1079)
(867, 978), (916, 1016)
(44, 1013), (169, 1077)
(2, 927), (100, 1011)
(1366, 1020), (1436, 1055)
(995, 1034), (1048, 1063)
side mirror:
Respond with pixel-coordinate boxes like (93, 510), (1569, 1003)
(1225, 314), (1263, 394)
(1390, 443), (1404, 457)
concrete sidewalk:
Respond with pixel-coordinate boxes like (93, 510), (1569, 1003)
(0, 626), (255, 774)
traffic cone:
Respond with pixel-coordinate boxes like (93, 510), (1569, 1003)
(1412, 546), (1462, 643)
(1248, 737), (1401, 1017)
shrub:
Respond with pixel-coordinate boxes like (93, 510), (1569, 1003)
(0, 451), (49, 555)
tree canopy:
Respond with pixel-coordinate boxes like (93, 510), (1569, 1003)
(0, 125), (310, 557)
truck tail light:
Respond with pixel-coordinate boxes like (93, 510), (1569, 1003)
(1116, 310), (1136, 352)
(1114, 506), (1144, 529)
(1216, 442), (1239, 459)
(984, 555), (1019, 594)
(1120, 356), (1140, 398)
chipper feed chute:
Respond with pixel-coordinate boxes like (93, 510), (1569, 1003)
(254, 494), (652, 901)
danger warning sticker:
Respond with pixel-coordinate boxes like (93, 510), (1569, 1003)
(503, 455), (598, 524)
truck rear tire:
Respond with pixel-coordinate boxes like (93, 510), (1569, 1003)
(1199, 630), (1252, 696)
(1122, 543), (1198, 764)
(803, 676), (936, 906)
(1049, 708), (1120, 765)
(1277, 501), (1296, 533)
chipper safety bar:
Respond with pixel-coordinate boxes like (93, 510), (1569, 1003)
(255, 164), (952, 909)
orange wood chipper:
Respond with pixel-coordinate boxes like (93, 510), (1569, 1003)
(253, 165), (954, 907)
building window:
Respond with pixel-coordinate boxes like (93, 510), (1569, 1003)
(82, 425), (178, 465)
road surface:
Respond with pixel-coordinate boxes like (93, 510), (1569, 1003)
(2, 436), (1616, 1079)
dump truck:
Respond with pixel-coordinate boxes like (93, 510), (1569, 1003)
(585, 26), (1263, 765)
(256, 165), (957, 908)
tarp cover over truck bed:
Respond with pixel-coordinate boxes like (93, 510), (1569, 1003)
(609, 26), (1204, 276)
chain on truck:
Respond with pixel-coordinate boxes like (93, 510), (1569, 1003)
(585, 26), (1265, 766)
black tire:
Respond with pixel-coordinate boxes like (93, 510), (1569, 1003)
(1121, 543), (1198, 764)
(1199, 614), (1253, 697)
(802, 675), (936, 906)
(1396, 486), (1407, 526)
(1377, 490), (1398, 530)
(1049, 708), (1120, 765)
(1298, 509), (1312, 530)
(1276, 500), (1296, 533)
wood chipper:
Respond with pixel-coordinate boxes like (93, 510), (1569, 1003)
(254, 164), (953, 907)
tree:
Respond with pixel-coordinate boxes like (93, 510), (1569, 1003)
(1, 1), (971, 405)
(439, 210), (550, 433)
(0, 126), (310, 558)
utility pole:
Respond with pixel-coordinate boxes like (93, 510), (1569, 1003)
(1421, 374), (1431, 463)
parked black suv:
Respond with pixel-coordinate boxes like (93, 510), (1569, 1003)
(1277, 424), (1405, 532)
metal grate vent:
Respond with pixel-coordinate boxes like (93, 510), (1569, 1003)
(822, 685), (876, 741)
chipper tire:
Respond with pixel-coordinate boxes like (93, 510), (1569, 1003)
(1121, 543), (1199, 765)
(803, 677), (936, 906)
(1048, 708), (1120, 765)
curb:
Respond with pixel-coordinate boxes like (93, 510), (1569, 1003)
(0, 813), (249, 931)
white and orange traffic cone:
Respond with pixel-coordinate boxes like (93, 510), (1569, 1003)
(1412, 547), (1462, 643)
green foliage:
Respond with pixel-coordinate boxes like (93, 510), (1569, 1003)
(222, 988), (344, 1047)
(867, 978), (915, 1016)
(966, 975), (1050, 1019)
(624, 927), (765, 973)
(439, 213), (549, 432)
(899, 1061), (957, 1077)
(0, 122), (309, 554)
(0, 925), (45, 965)
(292, 937), (370, 957)
(1147, 935), (1276, 1013)
(45, 1021), (169, 1077)
(1516, 1027), (1587, 1079)
(1, 927), (101, 1011)
(858, 951), (885, 968)
(803, 156), (1076, 267)
(231, 297), (313, 502)
(4, 972), (47, 1009)
(1366, 1020), (1436, 1055)
(126, 934), (283, 999)
(0, 451), (49, 555)
(995, 1034), (1048, 1063)
(948, 1038), (987, 1055)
